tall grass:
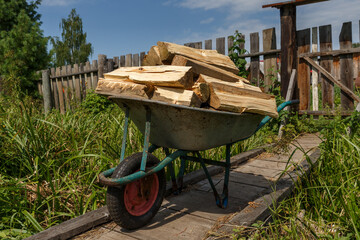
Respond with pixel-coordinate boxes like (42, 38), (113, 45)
(231, 113), (360, 239)
(0, 93), (279, 238)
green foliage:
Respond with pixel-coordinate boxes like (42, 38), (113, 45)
(80, 90), (114, 114)
(50, 9), (93, 67)
(0, 0), (49, 95)
(352, 42), (360, 48)
(228, 30), (249, 78)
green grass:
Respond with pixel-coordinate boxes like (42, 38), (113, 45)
(230, 112), (360, 240)
(0, 93), (283, 239)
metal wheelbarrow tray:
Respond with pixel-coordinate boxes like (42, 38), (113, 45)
(99, 94), (299, 230)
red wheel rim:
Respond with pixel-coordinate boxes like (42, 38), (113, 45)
(124, 173), (159, 216)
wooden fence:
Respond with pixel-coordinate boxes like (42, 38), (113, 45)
(39, 20), (360, 115)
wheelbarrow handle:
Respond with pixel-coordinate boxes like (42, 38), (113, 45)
(255, 99), (299, 132)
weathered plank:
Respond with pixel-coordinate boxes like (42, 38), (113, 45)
(319, 25), (334, 108)
(132, 53), (140, 66)
(56, 67), (65, 114)
(125, 54), (132, 67)
(250, 32), (260, 85)
(80, 63), (86, 99)
(263, 28), (277, 92)
(85, 61), (92, 90)
(216, 37), (225, 54)
(66, 65), (74, 102)
(62, 66), (71, 111)
(280, 5), (297, 98)
(297, 28), (311, 110)
(98, 54), (107, 78)
(42, 69), (51, 114)
(73, 63), (82, 102)
(25, 207), (111, 240)
(205, 39), (212, 50)
(92, 60), (98, 88)
(339, 21), (354, 110)
(50, 68), (59, 110)
(140, 52), (146, 66)
(120, 55), (125, 67)
(312, 27), (319, 111)
(228, 36), (234, 55)
(113, 56), (119, 69)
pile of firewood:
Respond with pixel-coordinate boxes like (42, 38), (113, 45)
(95, 41), (278, 118)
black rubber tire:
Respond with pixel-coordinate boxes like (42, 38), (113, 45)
(106, 152), (166, 230)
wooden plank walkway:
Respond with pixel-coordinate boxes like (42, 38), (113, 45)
(73, 133), (322, 240)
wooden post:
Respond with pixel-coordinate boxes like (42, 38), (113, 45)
(250, 32), (260, 85)
(312, 27), (319, 111)
(98, 54), (107, 78)
(205, 39), (212, 50)
(216, 37), (225, 54)
(297, 28), (311, 110)
(85, 61), (91, 90)
(339, 22), (354, 110)
(42, 69), (52, 114)
(319, 24), (334, 109)
(263, 28), (277, 92)
(280, 5), (297, 98)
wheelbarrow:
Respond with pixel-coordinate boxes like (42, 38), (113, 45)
(99, 95), (299, 230)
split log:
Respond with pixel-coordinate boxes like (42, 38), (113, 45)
(96, 78), (201, 107)
(158, 41), (239, 74)
(104, 65), (194, 89)
(198, 75), (278, 118)
(197, 74), (262, 93)
(95, 78), (154, 97)
(152, 87), (201, 107)
(142, 46), (162, 66)
(192, 81), (210, 102)
(172, 55), (250, 84)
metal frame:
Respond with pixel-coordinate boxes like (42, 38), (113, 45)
(99, 100), (299, 208)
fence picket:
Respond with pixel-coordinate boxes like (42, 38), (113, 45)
(339, 22), (354, 110)
(297, 28), (311, 110)
(319, 24), (334, 108)
(216, 37), (225, 54)
(92, 60), (98, 88)
(250, 32), (260, 86)
(205, 39), (212, 50)
(56, 67), (65, 114)
(311, 27), (319, 111)
(263, 28), (277, 92)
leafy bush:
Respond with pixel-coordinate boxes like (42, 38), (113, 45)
(80, 90), (114, 114)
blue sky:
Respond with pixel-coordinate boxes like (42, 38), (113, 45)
(38, 0), (360, 61)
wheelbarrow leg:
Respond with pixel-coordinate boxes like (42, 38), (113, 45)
(164, 148), (179, 195)
(177, 156), (186, 193)
(221, 144), (231, 208)
(119, 106), (130, 162)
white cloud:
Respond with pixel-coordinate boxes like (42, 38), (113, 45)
(176, 0), (360, 49)
(42, 0), (80, 6)
(200, 17), (214, 24)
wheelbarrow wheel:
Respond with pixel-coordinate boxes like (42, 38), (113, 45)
(106, 152), (166, 230)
